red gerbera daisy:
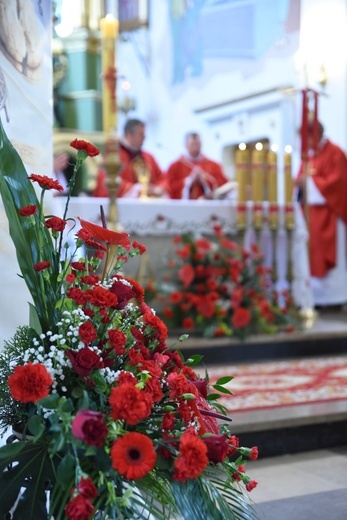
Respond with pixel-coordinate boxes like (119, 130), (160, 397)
(110, 432), (156, 480)
(28, 174), (64, 192)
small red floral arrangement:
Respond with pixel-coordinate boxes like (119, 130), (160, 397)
(0, 125), (260, 520)
(148, 229), (297, 339)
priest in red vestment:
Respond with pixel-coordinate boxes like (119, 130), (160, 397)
(93, 119), (165, 198)
(165, 132), (229, 199)
(296, 120), (347, 305)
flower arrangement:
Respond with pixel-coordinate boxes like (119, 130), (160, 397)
(0, 121), (260, 520)
(147, 231), (297, 339)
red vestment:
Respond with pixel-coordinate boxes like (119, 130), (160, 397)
(297, 140), (347, 277)
(165, 155), (228, 199)
(93, 142), (164, 198)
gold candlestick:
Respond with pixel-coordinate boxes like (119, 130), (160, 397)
(100, 14), (118, 136)
(251, 143), (265, 246)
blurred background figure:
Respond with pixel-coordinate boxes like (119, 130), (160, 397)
(93, 118), (166, 198)
(165, 131), (230, 199)
(295, 119), (347, 308)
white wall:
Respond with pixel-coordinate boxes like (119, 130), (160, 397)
(117, 0), (347, 177)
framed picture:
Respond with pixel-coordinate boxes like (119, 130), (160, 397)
(119, 0), (149, 32)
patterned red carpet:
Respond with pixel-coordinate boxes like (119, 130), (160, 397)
(206, 355), (347, 412)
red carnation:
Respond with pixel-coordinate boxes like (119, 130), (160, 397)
(173, 428), (208, 482)
(109, 383), (152, 425)
(45, 216), (66, 232)
(232, 307), (251, 329)
(108, 329), (127, 355)
(29, 173), (64, 192)
(78, 321), (97, 345)
(178, 263), (195, 288)
(111, 432), (156, 480)
(246, 480), (258, 492)
(167, 372), (191, 398)
(8, 363), (52, 403)
(65, 494), (94, 520)
(70, 138), (100, 157)
(71, 261), (86, 271)
(18, 204), (37, 217)
(71, 409), (108, 447)
(34, 261), (51, 272)
(182, 317), (195, 329)
(132, 240), (147, 254)
(86, 285), (118, 308)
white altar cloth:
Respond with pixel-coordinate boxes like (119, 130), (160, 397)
(63, 197), (313, 310)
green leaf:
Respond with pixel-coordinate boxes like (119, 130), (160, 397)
(37, 393), (60, 409)
(56, 452), (75, 487)
(216, 376), (234, 385)
(0, 440), (56, 519)
(0, 120), (58, 331)
(206, 393), (222, 401)
(212, 384), (233, 395)
(186, 354), (204, 366)
(27, 415), (45, 437)
(29, 303), (42, 335)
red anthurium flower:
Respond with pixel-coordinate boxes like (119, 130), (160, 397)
(78, 218), (131, 250)
(70, 139), (100, 157)
(18, 204), (37, 217)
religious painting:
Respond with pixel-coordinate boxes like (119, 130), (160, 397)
(119, 0), (149, 32)
(168, 0), (301, 86)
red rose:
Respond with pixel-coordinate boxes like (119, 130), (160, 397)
(34, 261), (51, 272)
(77, 477), (98, 499)
(65, 494), (94, 520)
(203, 435), (229, 464)
(66, 347), (100, 376)
(78, 321), (97, 345)
(70, 138), (100, 157)
(71, 410), (108, 447)
(8, 362), (52, 403)
(109, 278), (136, 309)
(45, 216), (66, 232)
(18, 204), (37, 217)
(232, 307), (251, 329)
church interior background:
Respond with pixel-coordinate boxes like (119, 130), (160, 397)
(0, 0), (347, 518)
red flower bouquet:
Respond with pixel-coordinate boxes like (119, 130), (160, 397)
(149, 230), (297, 339)
(0, 121), (260, 520)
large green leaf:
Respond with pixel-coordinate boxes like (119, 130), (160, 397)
(0, 440), (56, 519)
(0, 119), (59, 330)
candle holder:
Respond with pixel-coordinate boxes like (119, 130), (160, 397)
(133, 157), (151, 199)
(103, 136), (123, 231)
(236, 203), (247, 248)
(285, 203), (295, 297)
(269, 203), (279, 286)
(253, 202), (263, 248)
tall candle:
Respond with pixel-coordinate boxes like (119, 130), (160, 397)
(251, 143), (265, 202)
(235, 143), (248, 203)
(284, 145), (293, 203)
(100, 14), (119, 136)
(267, 146), (277, 203)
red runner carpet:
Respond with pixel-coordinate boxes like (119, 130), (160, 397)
(205, 356), (347, 412)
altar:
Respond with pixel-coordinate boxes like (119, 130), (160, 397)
(60, 197), (314, 309)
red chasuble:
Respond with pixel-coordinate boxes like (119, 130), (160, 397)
(93, 142), (164, 198)
(297, 140), (347, 277)
(165, 156), (228, 199)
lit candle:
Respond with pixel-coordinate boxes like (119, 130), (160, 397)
(100, 14), (119, 136)
(284, 145), (293, 204)
(251, 143), (265, 202)
(235, 143), (248, 203)
(267, 145), (278, 203)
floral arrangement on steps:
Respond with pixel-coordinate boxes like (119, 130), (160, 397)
(0, 121), (260, 520)
(146, 231), (298, 339)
